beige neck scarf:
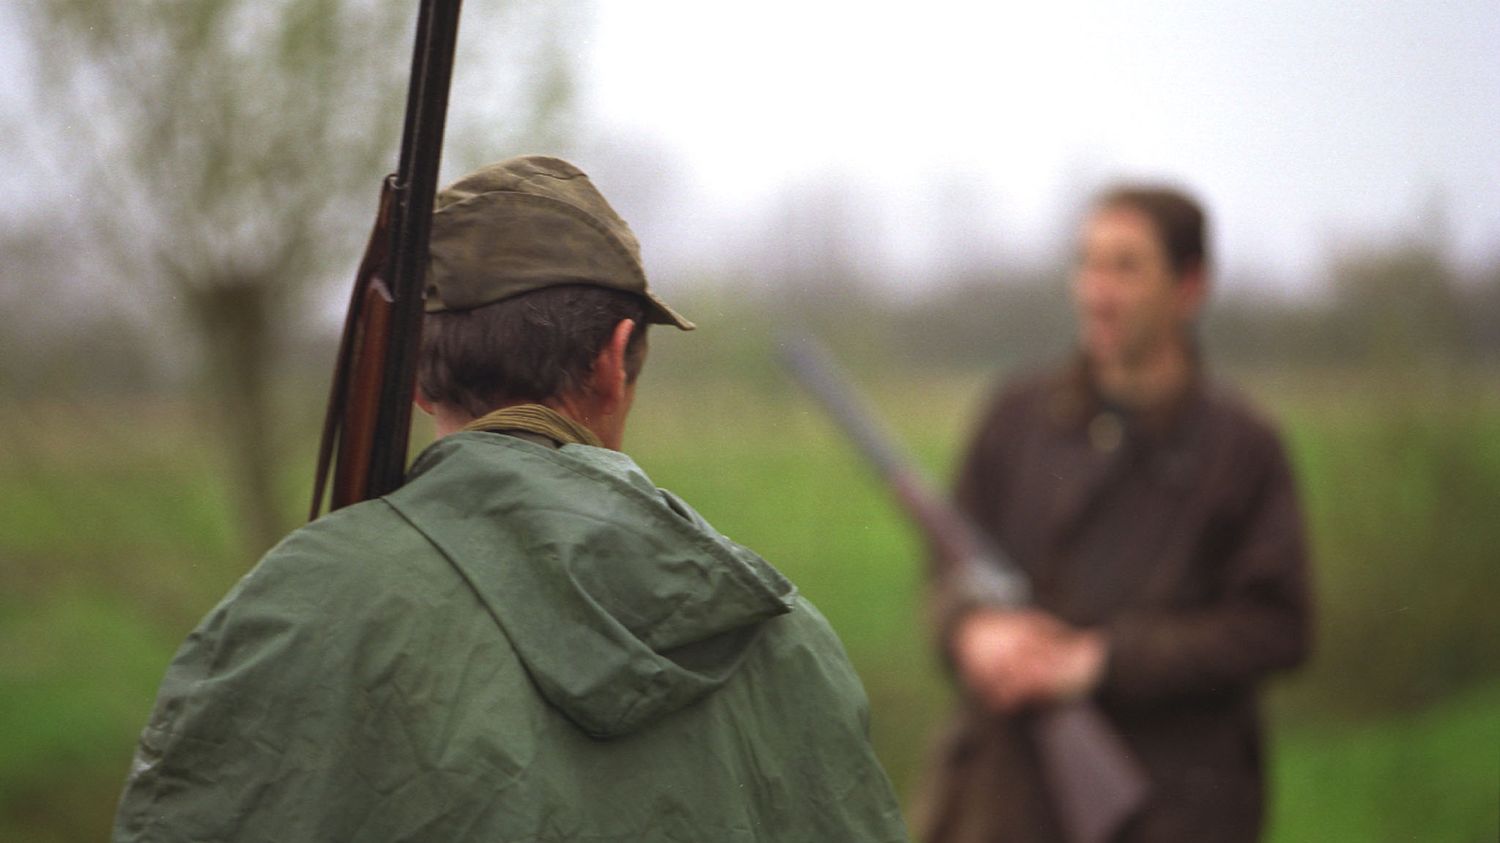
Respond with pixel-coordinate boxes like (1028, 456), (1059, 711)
(461, 403), (603, 448)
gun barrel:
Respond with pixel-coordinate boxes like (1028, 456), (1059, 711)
(777, 336), (910, 480)
(310, 0), (464, 519)
(778, 334), (1029, 603)
(363, 0), (464, 501)
(777, 333), (1147, 843)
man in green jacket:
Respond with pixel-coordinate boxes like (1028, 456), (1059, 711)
(114, 155), (909, 842)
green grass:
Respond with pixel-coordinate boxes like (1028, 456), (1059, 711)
(0, 593), (178, 842)
(1, 363), (1497, 840)
(1266, 372), (1500, 717)
(1270, 680), (1500, 843)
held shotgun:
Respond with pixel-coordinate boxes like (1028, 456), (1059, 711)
(778, 335), (1149, 843)
(310, 0), (464, 519)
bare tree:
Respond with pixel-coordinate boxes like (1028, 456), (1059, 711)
(13, 0), (583, 553)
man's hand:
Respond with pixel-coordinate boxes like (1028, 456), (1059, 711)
(951, 609), (1107, 713)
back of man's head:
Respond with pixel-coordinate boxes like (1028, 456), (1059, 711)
(419, 284), (650, 418)
(416, 155), (692, 417)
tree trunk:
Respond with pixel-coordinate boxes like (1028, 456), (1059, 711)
(188, 278), (288, 558)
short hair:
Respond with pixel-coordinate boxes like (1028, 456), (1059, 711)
(1094, 185), (1209, 278)
(417, 284), (650, 419)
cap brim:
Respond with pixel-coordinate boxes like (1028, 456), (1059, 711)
(645, 289), (695, 330)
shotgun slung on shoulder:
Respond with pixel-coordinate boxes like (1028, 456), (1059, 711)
(310, 0), (464, 519)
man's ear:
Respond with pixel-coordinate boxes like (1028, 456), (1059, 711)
(414, 388), (436, 417)
(591, 318), (636, 414)
(1175, 263), (1208, 322)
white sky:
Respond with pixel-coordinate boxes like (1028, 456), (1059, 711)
(2, 2), (1495, 300)
(578, 0), (1500, 294)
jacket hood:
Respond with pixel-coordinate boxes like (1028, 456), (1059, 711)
(385, 432), (795, 738)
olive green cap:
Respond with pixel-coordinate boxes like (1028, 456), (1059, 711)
(425, 155), (694, 330)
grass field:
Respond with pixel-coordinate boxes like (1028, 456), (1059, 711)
(1, 359), (1496, 841)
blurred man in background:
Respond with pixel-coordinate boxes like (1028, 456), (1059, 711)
(113, 156), (908, 843)
(919, 186), (1312, 842)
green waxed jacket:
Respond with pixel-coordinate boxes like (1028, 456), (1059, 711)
(114, 433), (908, 842)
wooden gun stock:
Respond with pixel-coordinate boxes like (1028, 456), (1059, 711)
(311, 182), (397, 516)
(1036, 702), (1151, 843)
(778, 335), (1149, 843)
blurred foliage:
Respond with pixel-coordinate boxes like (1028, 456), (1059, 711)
(6, 0), (585, 555)
(0, 228), (159, 397)
(1208, 239), (1499, 370)
(650, 231), (1499, 383)
(1274, 369), (1500, 717)
(13, 0), (418, 554)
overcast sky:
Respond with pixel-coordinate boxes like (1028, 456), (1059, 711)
(576, 0), (1500, 295)
(2, 2), (1495, 301)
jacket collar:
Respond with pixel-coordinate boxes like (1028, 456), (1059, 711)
(1044, 350), (1206, 446)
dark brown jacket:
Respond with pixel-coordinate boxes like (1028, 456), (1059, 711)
(920, 360), (1312, 843)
